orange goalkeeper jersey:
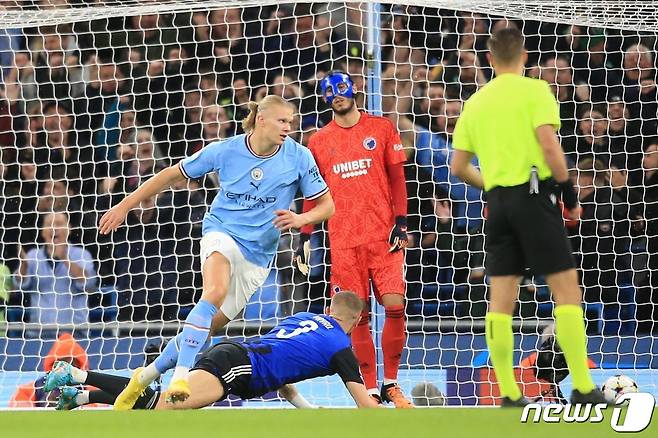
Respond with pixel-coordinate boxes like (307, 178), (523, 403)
(308, 112), (406, 249)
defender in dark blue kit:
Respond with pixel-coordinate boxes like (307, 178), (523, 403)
(49, 292), (380, 409)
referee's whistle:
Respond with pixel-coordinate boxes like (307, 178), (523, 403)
(529, 166), (540, 195)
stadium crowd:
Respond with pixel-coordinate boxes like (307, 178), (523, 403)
(0, 2), (656, 334)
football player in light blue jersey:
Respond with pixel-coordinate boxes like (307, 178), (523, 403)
(99, 95), (335, 408)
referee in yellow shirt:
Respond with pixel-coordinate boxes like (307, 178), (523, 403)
(450, 27), (606, 406)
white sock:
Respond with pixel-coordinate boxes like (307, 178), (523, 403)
(75, 390), (90, 406)
(367, 388), (379, 396)
(171, 366), (189, 382)
(70, 367), (88, 384)
(138, 363), (161, 386)
(289, 393), (315, 409)
(383, 379), (397, 386)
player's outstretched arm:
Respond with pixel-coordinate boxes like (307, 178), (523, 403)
(99, 163), (187, 235)
(278, 383), (316, 408)
(450, 149), (485, 190)
(346, 381), (382, 408)
(273, 191), (334, 231)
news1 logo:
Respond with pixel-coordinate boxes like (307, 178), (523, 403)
(520, 393), (655, 432)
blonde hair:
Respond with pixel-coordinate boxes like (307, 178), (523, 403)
(330, 291), (364, 319)
(241, 95), (293, 133)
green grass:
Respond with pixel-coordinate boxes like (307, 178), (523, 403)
(2, 408), (657, 438)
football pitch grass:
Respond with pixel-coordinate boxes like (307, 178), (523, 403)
(3, 408), (657, 438)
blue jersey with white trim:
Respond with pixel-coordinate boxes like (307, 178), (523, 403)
(180, 135), (328, 267)
(241, 312), (361, 396)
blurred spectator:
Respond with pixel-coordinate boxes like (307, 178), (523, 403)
(540, 55), (589, 138)
(0, 262), (9, 333)
(224, 77), (251, 132)
(382, 6), (426, 71)
(0, 155), (19, 271)
(126, 14), (177, 62)
(613, 43), (658, 122)
(37, 102), (92, 184)
(571, 158), (633, 305)
(114, 194), (177, 321)
(9, 332), (88, 408)
(0, 27), (23, 83)
(607, 95), (644, 173)
(201, 104), (231, 143)
(207, 7), (268, 86)
(132, 48), (185, 155)
(31, 26), (83, 107)
(441, 50), (487, 100)
(567, 26), (620, 103)
(13, 211), (97, 325)
(74, 53), (129, 171)
(119, 108), (138, 146)
(564, 105), (610, 166)
(10, 151), (40, 248)
(637, 142), (658, 332)
(165, 82), (202, 160)
(399, 99), (485, 314)
(8, 51), (37, 105)
(265, 4), (345, 82)
(0, 150), (39, 271)
(299, 114), (322, 145)
(110, 129), (164, 195)
(157, 177), (209, 314)
(413, 82), (445, 131)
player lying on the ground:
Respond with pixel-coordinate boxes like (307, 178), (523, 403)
(45, 291), (380, 410)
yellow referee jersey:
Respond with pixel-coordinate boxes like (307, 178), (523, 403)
(452, 73), (561, 191)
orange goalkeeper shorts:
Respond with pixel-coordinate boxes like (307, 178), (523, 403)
(330, 240), (405, 303)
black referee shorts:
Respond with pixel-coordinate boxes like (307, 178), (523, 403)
(192, 342), (253, 400)
(485, 180), (575, 277)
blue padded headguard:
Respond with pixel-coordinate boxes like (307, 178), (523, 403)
(320, 71), (354, 104)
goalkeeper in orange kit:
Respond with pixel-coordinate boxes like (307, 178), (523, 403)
(297, 71), (412, 408)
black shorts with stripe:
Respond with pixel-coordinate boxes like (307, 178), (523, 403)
(192, 342), (253, 400)
(485, 180), (575, 276)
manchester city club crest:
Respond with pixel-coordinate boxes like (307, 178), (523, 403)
(363, 137), (377, 150)
(251, 167), (264, 181)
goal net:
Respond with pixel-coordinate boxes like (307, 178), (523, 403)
(0, 0), (656, 407)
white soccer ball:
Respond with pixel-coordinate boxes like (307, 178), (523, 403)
(601, 374), (639, 403)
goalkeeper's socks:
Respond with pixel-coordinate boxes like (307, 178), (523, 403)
(554, 305), (596, 393)
(175, 299), (217, 372)
(485, 312), (522, 401)
(382, 304), (406, 381)
(350, 314), (378, 390)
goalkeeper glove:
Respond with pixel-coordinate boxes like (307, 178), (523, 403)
(294, 233), (311, 276)
(388, 216), (409, 253)
(556, 179), (578, 210)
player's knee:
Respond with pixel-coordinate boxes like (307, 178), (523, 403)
(200, 288), (227, 308)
